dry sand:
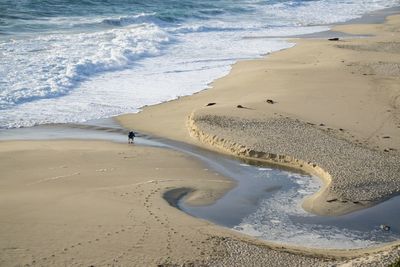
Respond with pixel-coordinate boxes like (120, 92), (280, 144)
(1, 10), (400, 267)
(2, 141), (399, 266)
(119, 12), (400, 266)
(0, 140), (359, 267)
(119, 15), (400, 215)
(0, 140), (235, 266)
(119, 14), (400, 151)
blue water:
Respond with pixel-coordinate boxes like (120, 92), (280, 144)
(1, 0), (399, 128)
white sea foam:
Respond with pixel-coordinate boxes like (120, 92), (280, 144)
(0, 23), (170, 110)
(100, 13), (164, 27)
(232, 173), (396, 249)
(258, 167), (273, 171)
(0, 26), (293, 128)
(263, 0), (400, 26)
(0, 0), (399, 128)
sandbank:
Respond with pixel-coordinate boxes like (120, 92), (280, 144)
(118, 14), (400, 216)
(117, 10), (400, 266)
(1, 7), (400, 267)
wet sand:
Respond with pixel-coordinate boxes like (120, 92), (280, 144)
(117, 10), (400, 266)
(119, 14), (400, 216)
(1, 141), (398, 266)
(1, 8), (400, 267)
(0, 140), (235, 266)
(0, 139), (363, 267)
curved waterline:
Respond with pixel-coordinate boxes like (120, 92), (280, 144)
(0, 119), (399, 249)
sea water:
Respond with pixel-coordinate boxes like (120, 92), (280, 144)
(1, 0), (399, 128)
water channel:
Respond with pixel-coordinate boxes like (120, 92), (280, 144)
(1, 119), (399, 249)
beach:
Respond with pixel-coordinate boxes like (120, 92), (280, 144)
(123, 10), (400, 264)
(119, 13), (400, 216)
(1, 6), (400, 267)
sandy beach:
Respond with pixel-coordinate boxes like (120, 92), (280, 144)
(119, 14), (400, 216)
(0, 140), (237, 266)
(1, 8), (400, 267)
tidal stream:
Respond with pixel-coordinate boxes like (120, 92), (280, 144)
(1, 118), (399, 249)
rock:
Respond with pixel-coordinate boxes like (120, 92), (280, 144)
(328, 37), (340, 41)
(266, 99), (275, 104)
(237, 105), (244, 108)
(380, 224), (391, 231)
(206, 102), (216, 106)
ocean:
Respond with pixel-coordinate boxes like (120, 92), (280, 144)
(1, 0), (399, 128)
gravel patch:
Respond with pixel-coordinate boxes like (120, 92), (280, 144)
(189, 114), (400, 205)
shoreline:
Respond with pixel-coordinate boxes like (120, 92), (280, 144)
(116, 7), (400, 263)
(117, 10), (400, 216)
(1, 140), (400, 266)
(1, 5), (400, 267)
(186, 110), (400, 216)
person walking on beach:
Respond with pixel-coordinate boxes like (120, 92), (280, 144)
(128, 131), (135, 144)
